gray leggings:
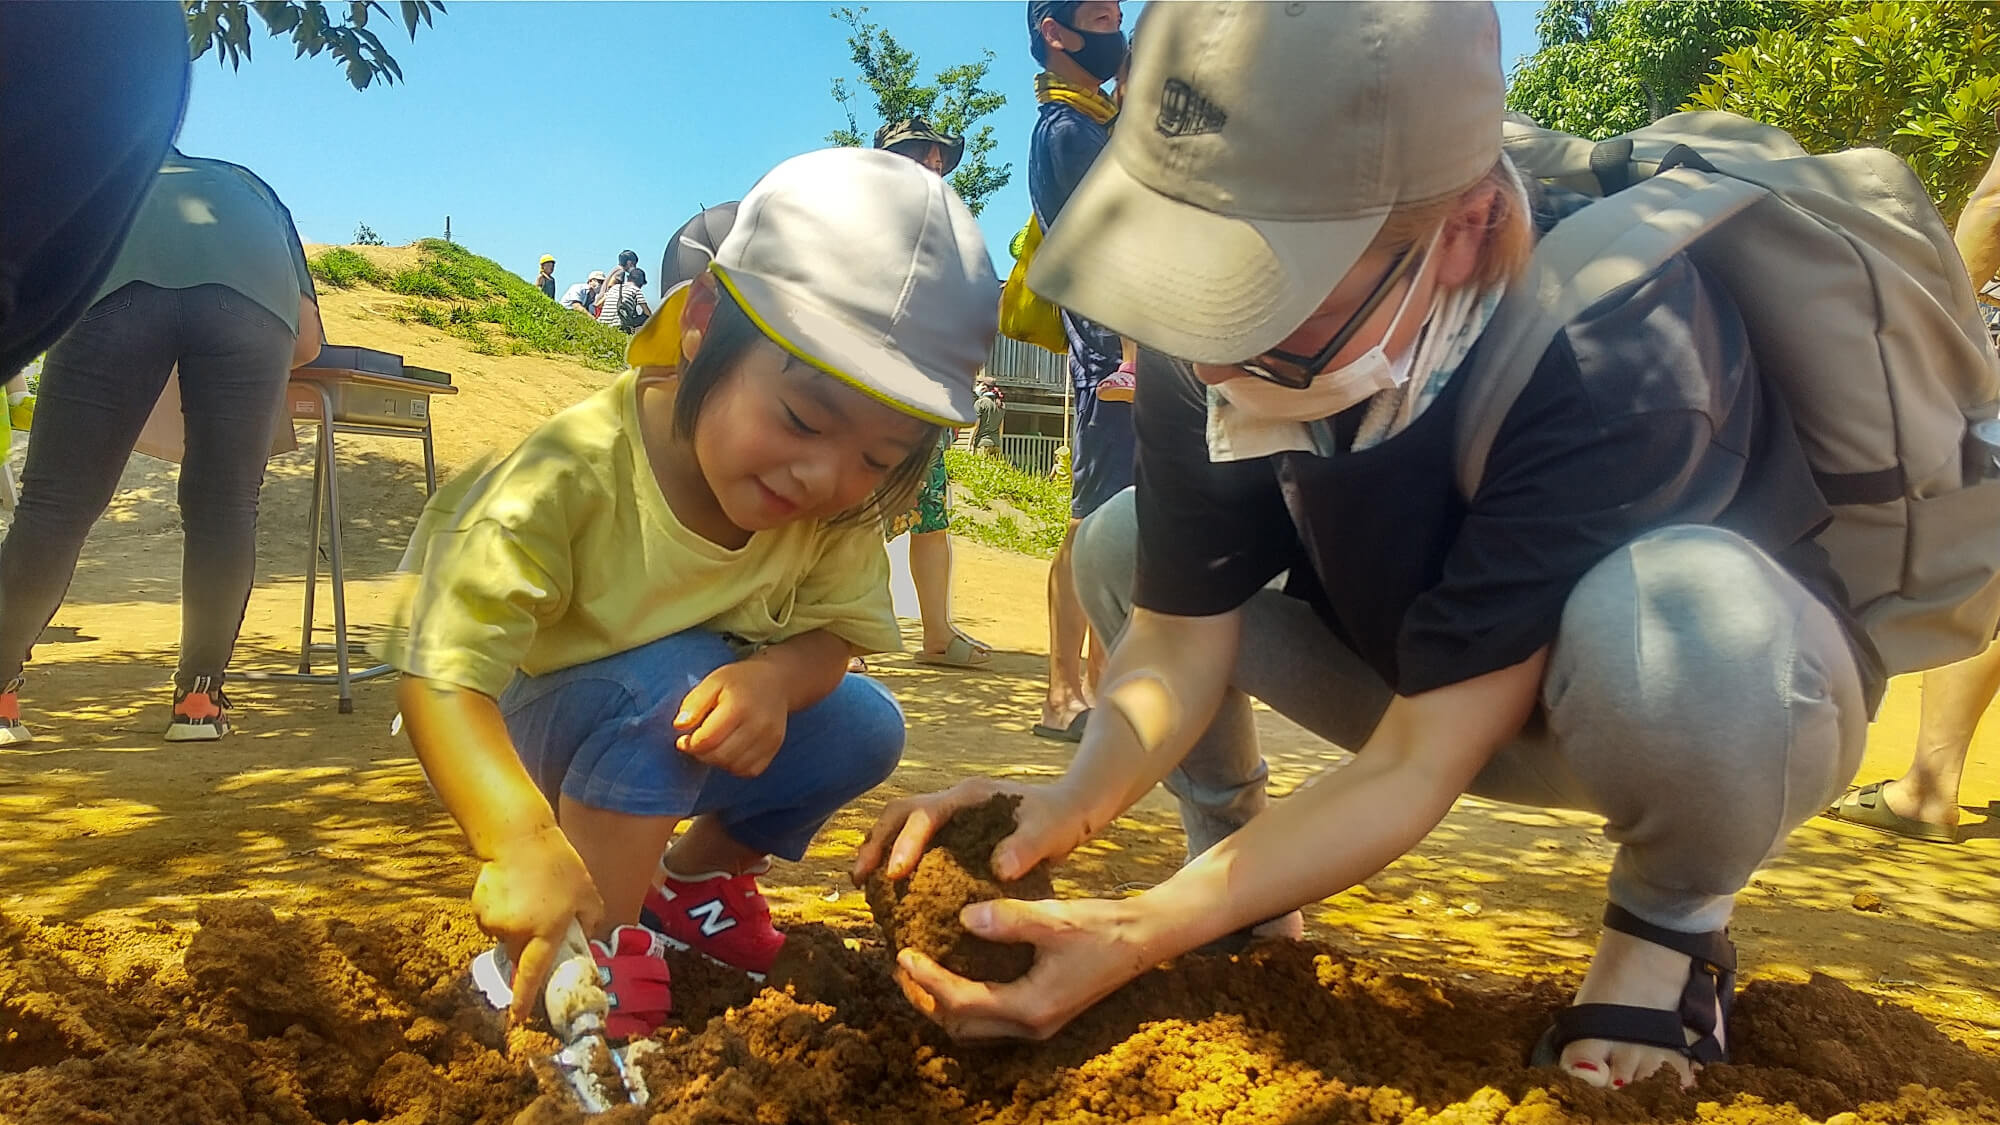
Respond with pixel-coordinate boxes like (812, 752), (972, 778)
(1073, 488), (1868, 933)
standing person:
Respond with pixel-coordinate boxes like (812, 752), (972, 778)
(392, 148), (996, 1028)
(1027, 0), (1132, 741)
(876, 119), (992, 669)
(876, 118), (965, 179)
(534, 254), (557, 300)
(971, 375), (1005, 457)
(561, 270), (605, 315)
(0, 0), (190, 381)
(596, 267), (650, 334)
(0, 149), (322, 744)
(859, 1), (1894, 1092)
(1824, 127), (2000, 843)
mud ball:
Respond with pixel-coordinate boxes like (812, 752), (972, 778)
(865, 793), (1055, 983)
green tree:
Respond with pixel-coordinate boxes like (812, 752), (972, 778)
(826, 6), (1010, 216)
(184, 1), (445, 91)
(353, 222), (384, 246)
(1506, 0), (1792, 138)
(1689, 2), (2000, 223)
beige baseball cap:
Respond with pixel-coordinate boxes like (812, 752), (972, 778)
(651, 147), (995, 426)
(1028, 1), (1505, 364)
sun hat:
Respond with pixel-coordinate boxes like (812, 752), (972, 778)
(874, 118), (965, 176)
(1027, 1), (1505, 363)
(628, 202), (740, 369)
(538, 254), (555, 265)
(588, 269), (606, 282)
(629, 148), (995, 426)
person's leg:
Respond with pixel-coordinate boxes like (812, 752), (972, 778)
(170, 285), (294, 699)
(906, 441), (984, 661)
(1044, 383), (1135, 733)
(649, 669), (905, 974)
(1512, 525), (1868, 1088)
(1882, 637), (2000, 828)
(500, 630), (742, 934)
(1043, 517), (1091, 731)
(0, 285), (178, 697)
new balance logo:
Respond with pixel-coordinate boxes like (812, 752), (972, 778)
(1156, 78), (1226, 138)
(686, 898), (737, 938)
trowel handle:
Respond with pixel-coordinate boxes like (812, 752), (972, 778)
(544, 919), (609, 1041)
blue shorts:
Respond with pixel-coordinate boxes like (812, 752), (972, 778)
(1069, 376), (1135, 521)
(499, 630), (905, 860)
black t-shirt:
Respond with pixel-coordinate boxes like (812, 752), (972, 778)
(1133, 253), (1884, 707)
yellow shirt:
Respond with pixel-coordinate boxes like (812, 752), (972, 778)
(388, 369), (901, 696)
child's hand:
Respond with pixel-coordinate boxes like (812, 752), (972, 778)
(471, 825), (604, 1024)
(674, 661), (790, 778)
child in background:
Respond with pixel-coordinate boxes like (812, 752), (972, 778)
(391, 148), (997, 1035)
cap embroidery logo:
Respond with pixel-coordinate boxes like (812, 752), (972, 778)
(1156, 78), (1226, 138)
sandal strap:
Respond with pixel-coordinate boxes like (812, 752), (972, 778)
(1603, 904), (1735, 1056)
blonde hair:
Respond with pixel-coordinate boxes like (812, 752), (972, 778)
(1368, 157), (1535, 290)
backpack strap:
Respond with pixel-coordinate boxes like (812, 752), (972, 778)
(1454, 169), (1770, 501)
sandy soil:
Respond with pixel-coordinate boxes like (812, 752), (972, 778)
(2, 262), (1996, 1122)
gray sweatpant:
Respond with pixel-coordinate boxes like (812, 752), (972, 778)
(1073, 488), (1868, 934)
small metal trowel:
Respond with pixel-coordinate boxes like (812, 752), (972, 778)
(471, 921), (654, 1113)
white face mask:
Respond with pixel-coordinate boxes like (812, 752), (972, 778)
(1214, 227), (1442, 424)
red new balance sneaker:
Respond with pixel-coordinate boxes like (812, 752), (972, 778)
(590, 924), (674, 1040)
(640, 862), (785, 979)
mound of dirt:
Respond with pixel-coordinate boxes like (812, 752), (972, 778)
(864, 794), (1055, 982)
(4, 900), (1999, 1124)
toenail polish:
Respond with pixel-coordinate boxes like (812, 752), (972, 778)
(1613, 1079), (1626, 1088)
(1571, 1061), (1599, 1072)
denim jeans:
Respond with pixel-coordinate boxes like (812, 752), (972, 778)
(500, 630), (906, 860)
(1073, 487), (1868, 934)
(0, 282), (294, 688)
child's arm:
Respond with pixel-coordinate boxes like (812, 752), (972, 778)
(674, 628), (853, 780)
(398, 674), (602, 1022)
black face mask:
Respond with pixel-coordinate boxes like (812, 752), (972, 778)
(1061, 22), (1126, 84)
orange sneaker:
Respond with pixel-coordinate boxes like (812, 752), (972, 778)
(166, 676), (229, 742)
(0, 677), (31, 746)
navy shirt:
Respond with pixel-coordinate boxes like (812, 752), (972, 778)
(1028, 101), (1122, 392)
(1131, 251), (1883, 708)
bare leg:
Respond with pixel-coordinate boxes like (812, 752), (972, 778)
(1043, 517), (1090, 729)
(663, 813), (771, 877)
(556, 795), (680, 937)
(1883, 637), (2000, 828)
(909, 529), (980, 656)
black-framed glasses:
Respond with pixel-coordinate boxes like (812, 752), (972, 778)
(1239, 245), (1421, 389)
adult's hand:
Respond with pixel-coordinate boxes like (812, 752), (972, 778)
(291, 296), (323, 368)
(894, 896), (1162, 1041)
(852, 777), (1093, 886)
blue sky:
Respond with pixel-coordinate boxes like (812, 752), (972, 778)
(176, 1), (1544, 293)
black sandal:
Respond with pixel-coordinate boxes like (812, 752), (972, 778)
(1529, 904), (1736, 1068)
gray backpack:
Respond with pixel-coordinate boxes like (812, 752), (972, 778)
(1458, 110), (2000, 677)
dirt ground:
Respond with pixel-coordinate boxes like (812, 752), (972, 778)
(3, 274), (1998, 1122)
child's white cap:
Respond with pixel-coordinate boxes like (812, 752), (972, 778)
(633, 148), (997, 427)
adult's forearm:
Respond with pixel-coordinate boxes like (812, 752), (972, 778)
(1132, 747), (1459, 957)
(1057, 607), (1241, 832)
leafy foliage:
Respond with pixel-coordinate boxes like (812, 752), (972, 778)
(1689, 2), (2000, 223)
(1506, 0), (1793, 138)
(183, 1), (445, 91)
(826, 6), (1011, 215)
(353, 222), (384, 245)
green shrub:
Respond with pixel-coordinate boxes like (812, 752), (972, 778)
(308, 247), (389, 289)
